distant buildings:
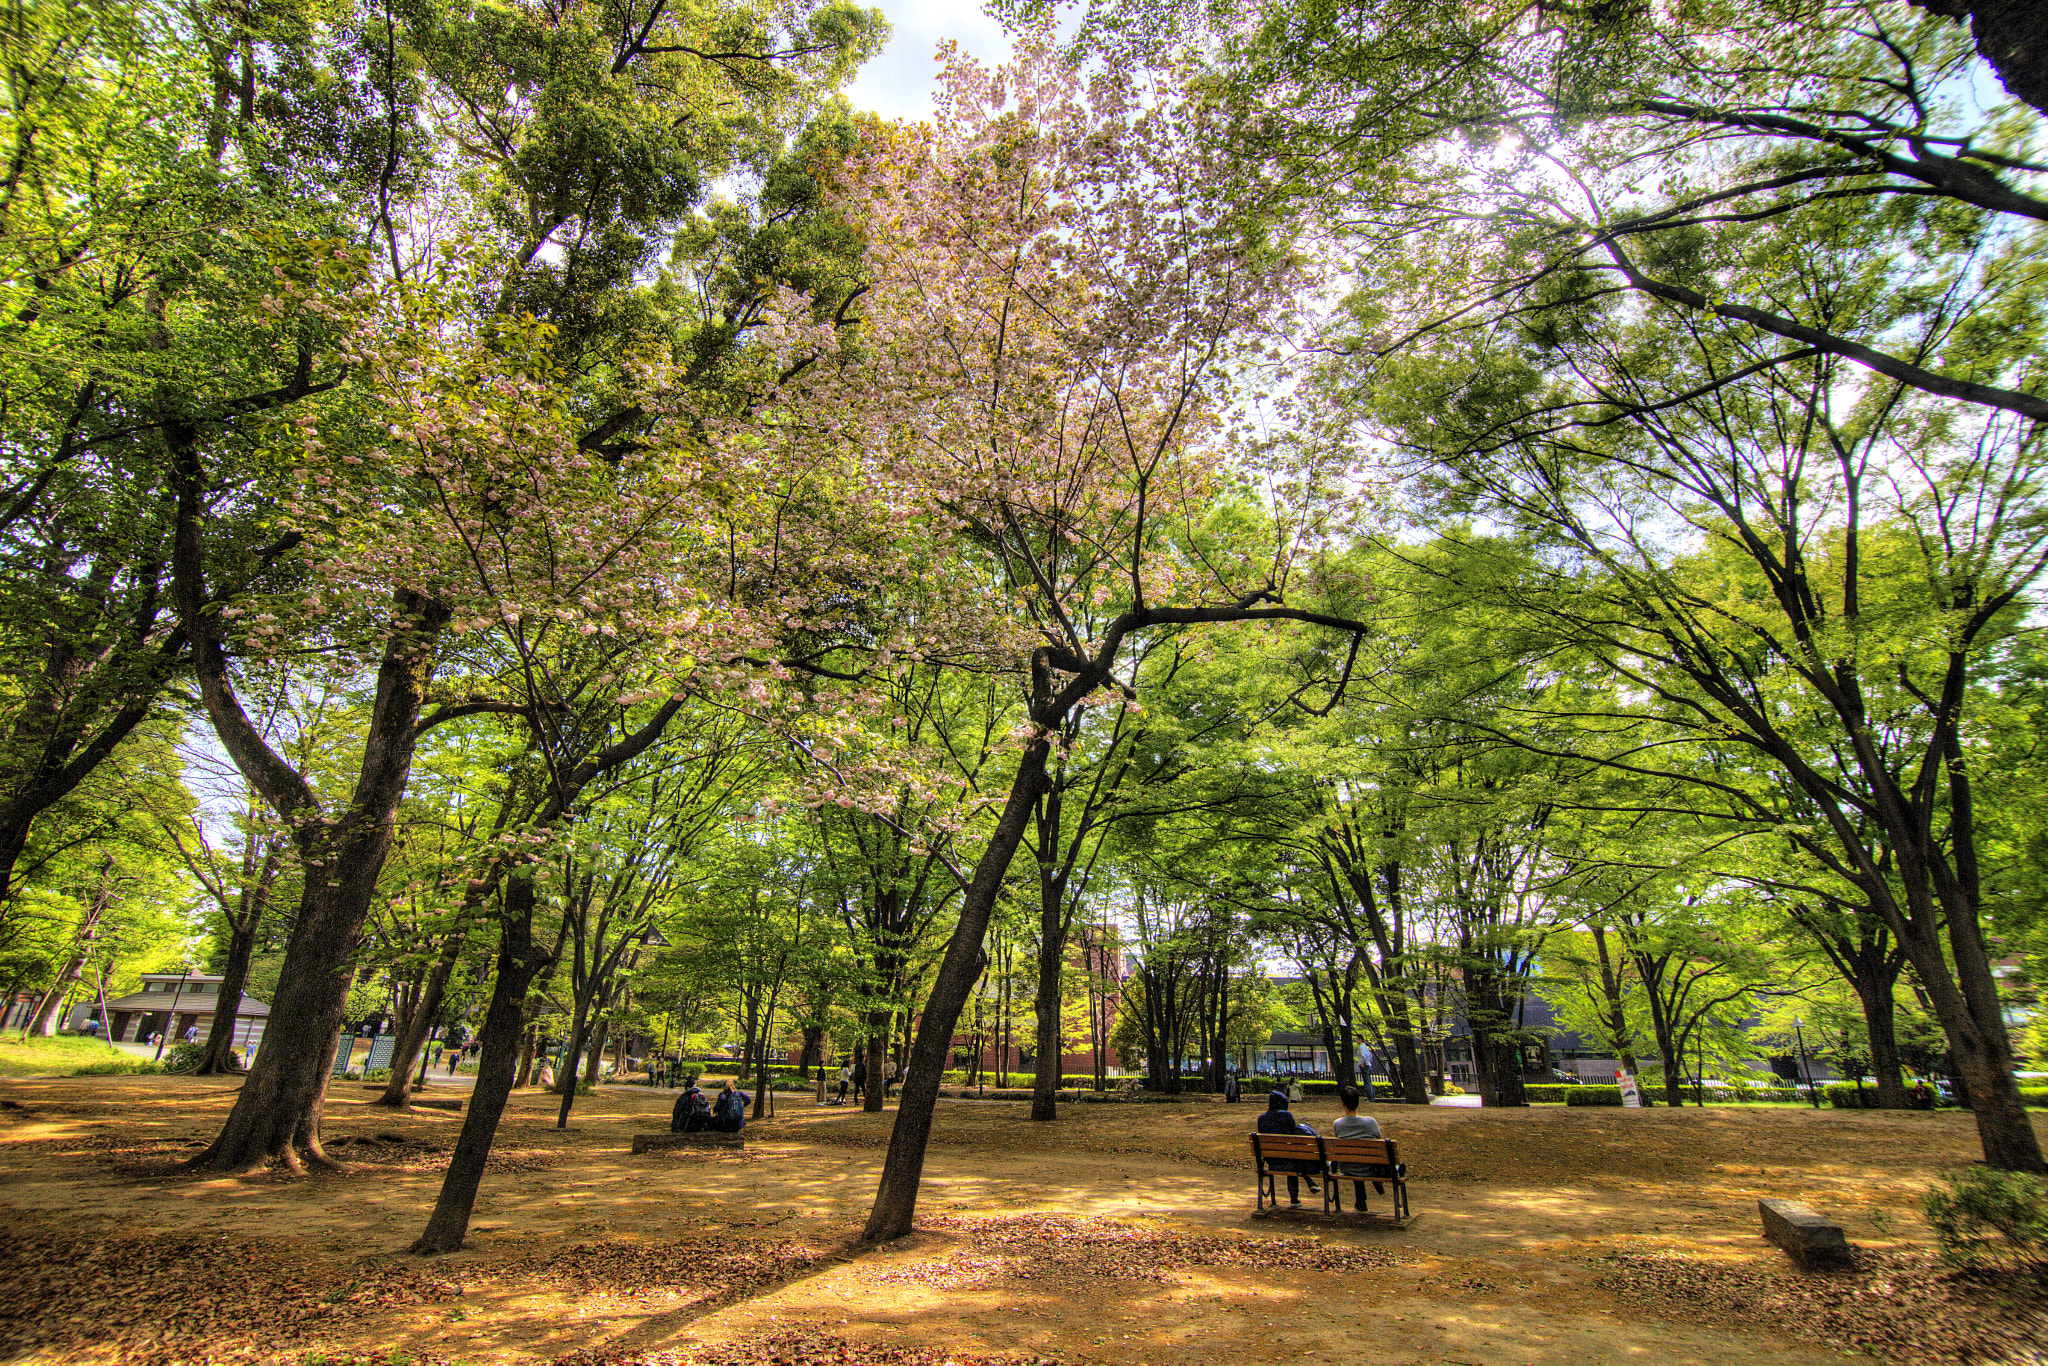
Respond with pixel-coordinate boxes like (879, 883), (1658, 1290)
(80, 973), (268, 1051)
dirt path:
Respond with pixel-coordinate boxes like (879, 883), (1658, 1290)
(0, 1078), (2034, 1365)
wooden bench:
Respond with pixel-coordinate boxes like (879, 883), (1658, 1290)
(1248, 1132), (1410, 1220)
(631, 1131), (745, 1154)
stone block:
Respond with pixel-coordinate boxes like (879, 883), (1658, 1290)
(1759, 1197), (1852, 1269)
(632, 1131), (745, 1154)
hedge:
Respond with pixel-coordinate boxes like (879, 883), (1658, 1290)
(1567, 1086), (1623, 1106)
(1827, 1082), (2048, 1109)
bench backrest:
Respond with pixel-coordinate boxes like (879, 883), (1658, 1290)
(1322, 1136), (1398, 1167)
(1248, 1133), (1323, 1165)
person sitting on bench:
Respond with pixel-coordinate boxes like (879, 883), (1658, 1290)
(1256, 1089), (1320, 1206)
(670, 1085), (712, 1133)
(1332, 1083), (1391, 1209)
(709, 1080), (749, 1133)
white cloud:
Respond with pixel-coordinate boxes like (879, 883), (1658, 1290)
(842, 0), (1017, 123)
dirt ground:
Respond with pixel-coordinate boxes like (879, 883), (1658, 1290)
(0, 1077), (2041, 1366)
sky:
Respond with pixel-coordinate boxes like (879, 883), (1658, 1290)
(841, 0), (1028, 123)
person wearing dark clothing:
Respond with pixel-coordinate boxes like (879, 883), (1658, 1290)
(852, 1056), (868, 1103)
(1255, 1089), (1321, 1205)
(1224, 1071), (1240, 1103)
(671, 1086), (712, 1132)
(709, 1080), (749, 1133)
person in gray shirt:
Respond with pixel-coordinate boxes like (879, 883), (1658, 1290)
(1332, 1084), (1390, 1210)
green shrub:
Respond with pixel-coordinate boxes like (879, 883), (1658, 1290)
(1922, 1166), (2048, 1276)
(1568, 1086), (1624, 1106)
(361, 1068), (392, 1083)
(1825, 1082), (1878, 1109)
(161, 1042), (206, 1075)
(2021, 1087), (2048, 1109)
(68, 1057), (162, 1076)
(1525, 1084), (1575, 1103)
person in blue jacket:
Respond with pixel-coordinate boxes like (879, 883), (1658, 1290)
(1256, 1089), (1321, 1205)
(709, 1079), (749, 1133)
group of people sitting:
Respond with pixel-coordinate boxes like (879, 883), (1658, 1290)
(668, 1079), (750, 1134)
(1255, 1082), (1391, 1208)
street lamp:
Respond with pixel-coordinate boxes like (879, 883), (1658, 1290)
(153, 964), (194, 1062)
(1792, 1016), (1820, 1110)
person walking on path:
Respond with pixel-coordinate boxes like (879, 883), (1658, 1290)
(1224, 1069), (1240, 1103)
(1256, 1089), (1321, 1206)
(835, 1061), (852, 1105)
(852, 1055), (867, 1104)
(1332, 1083), (1390, 1211)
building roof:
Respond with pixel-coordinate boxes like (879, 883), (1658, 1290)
(104, 987), (270, 1017)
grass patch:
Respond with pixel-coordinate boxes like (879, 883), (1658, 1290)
(0, 1035), (156, 1077)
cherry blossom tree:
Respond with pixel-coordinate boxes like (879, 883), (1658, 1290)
(750, 39), (1372, 1241)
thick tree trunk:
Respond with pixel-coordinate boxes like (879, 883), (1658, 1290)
(861, 736), (1048, 1243)
(1909, 0), (2048, 119)
(1895, 903), (2043, 1171)
(173, 397), (452, 1173)
(1388, 1006), (1429, 1105)
(377, 927), (468, 1106)
(412, 885), (553, 1253)
(183, 871), (378, 1173)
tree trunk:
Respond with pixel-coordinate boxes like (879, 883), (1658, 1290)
(1029, 917), (1063, 1121)
(1895, 902), (2043, 1171)
(376, 927), (468, 1106)
(863, 1022), (888, 1113)
(176, 622), (446, 1169)
(196, 910), (261, 1074)
(584, 1014), (611, 1089)
(554, 997), (593, 1128)
(412, 882), (553, 1253)
(860, 734), (1048, 1243)
(28, 875), (110, 1038)
(1862, 978), (1909, 1109)
(183, 868), (393, 1173)
(514, 1024), (536, 1088)
(752, 993), (776, 1121)
(1388, 1005), (1429, 1105)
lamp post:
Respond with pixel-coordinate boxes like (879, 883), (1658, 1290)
(153, 964), (193, 1062)
(1792, 1016), (1820, 1110)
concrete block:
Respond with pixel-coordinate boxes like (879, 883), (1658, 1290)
(1759, 1197), (1853, 1269)
(632, 1130), (745, 1154)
